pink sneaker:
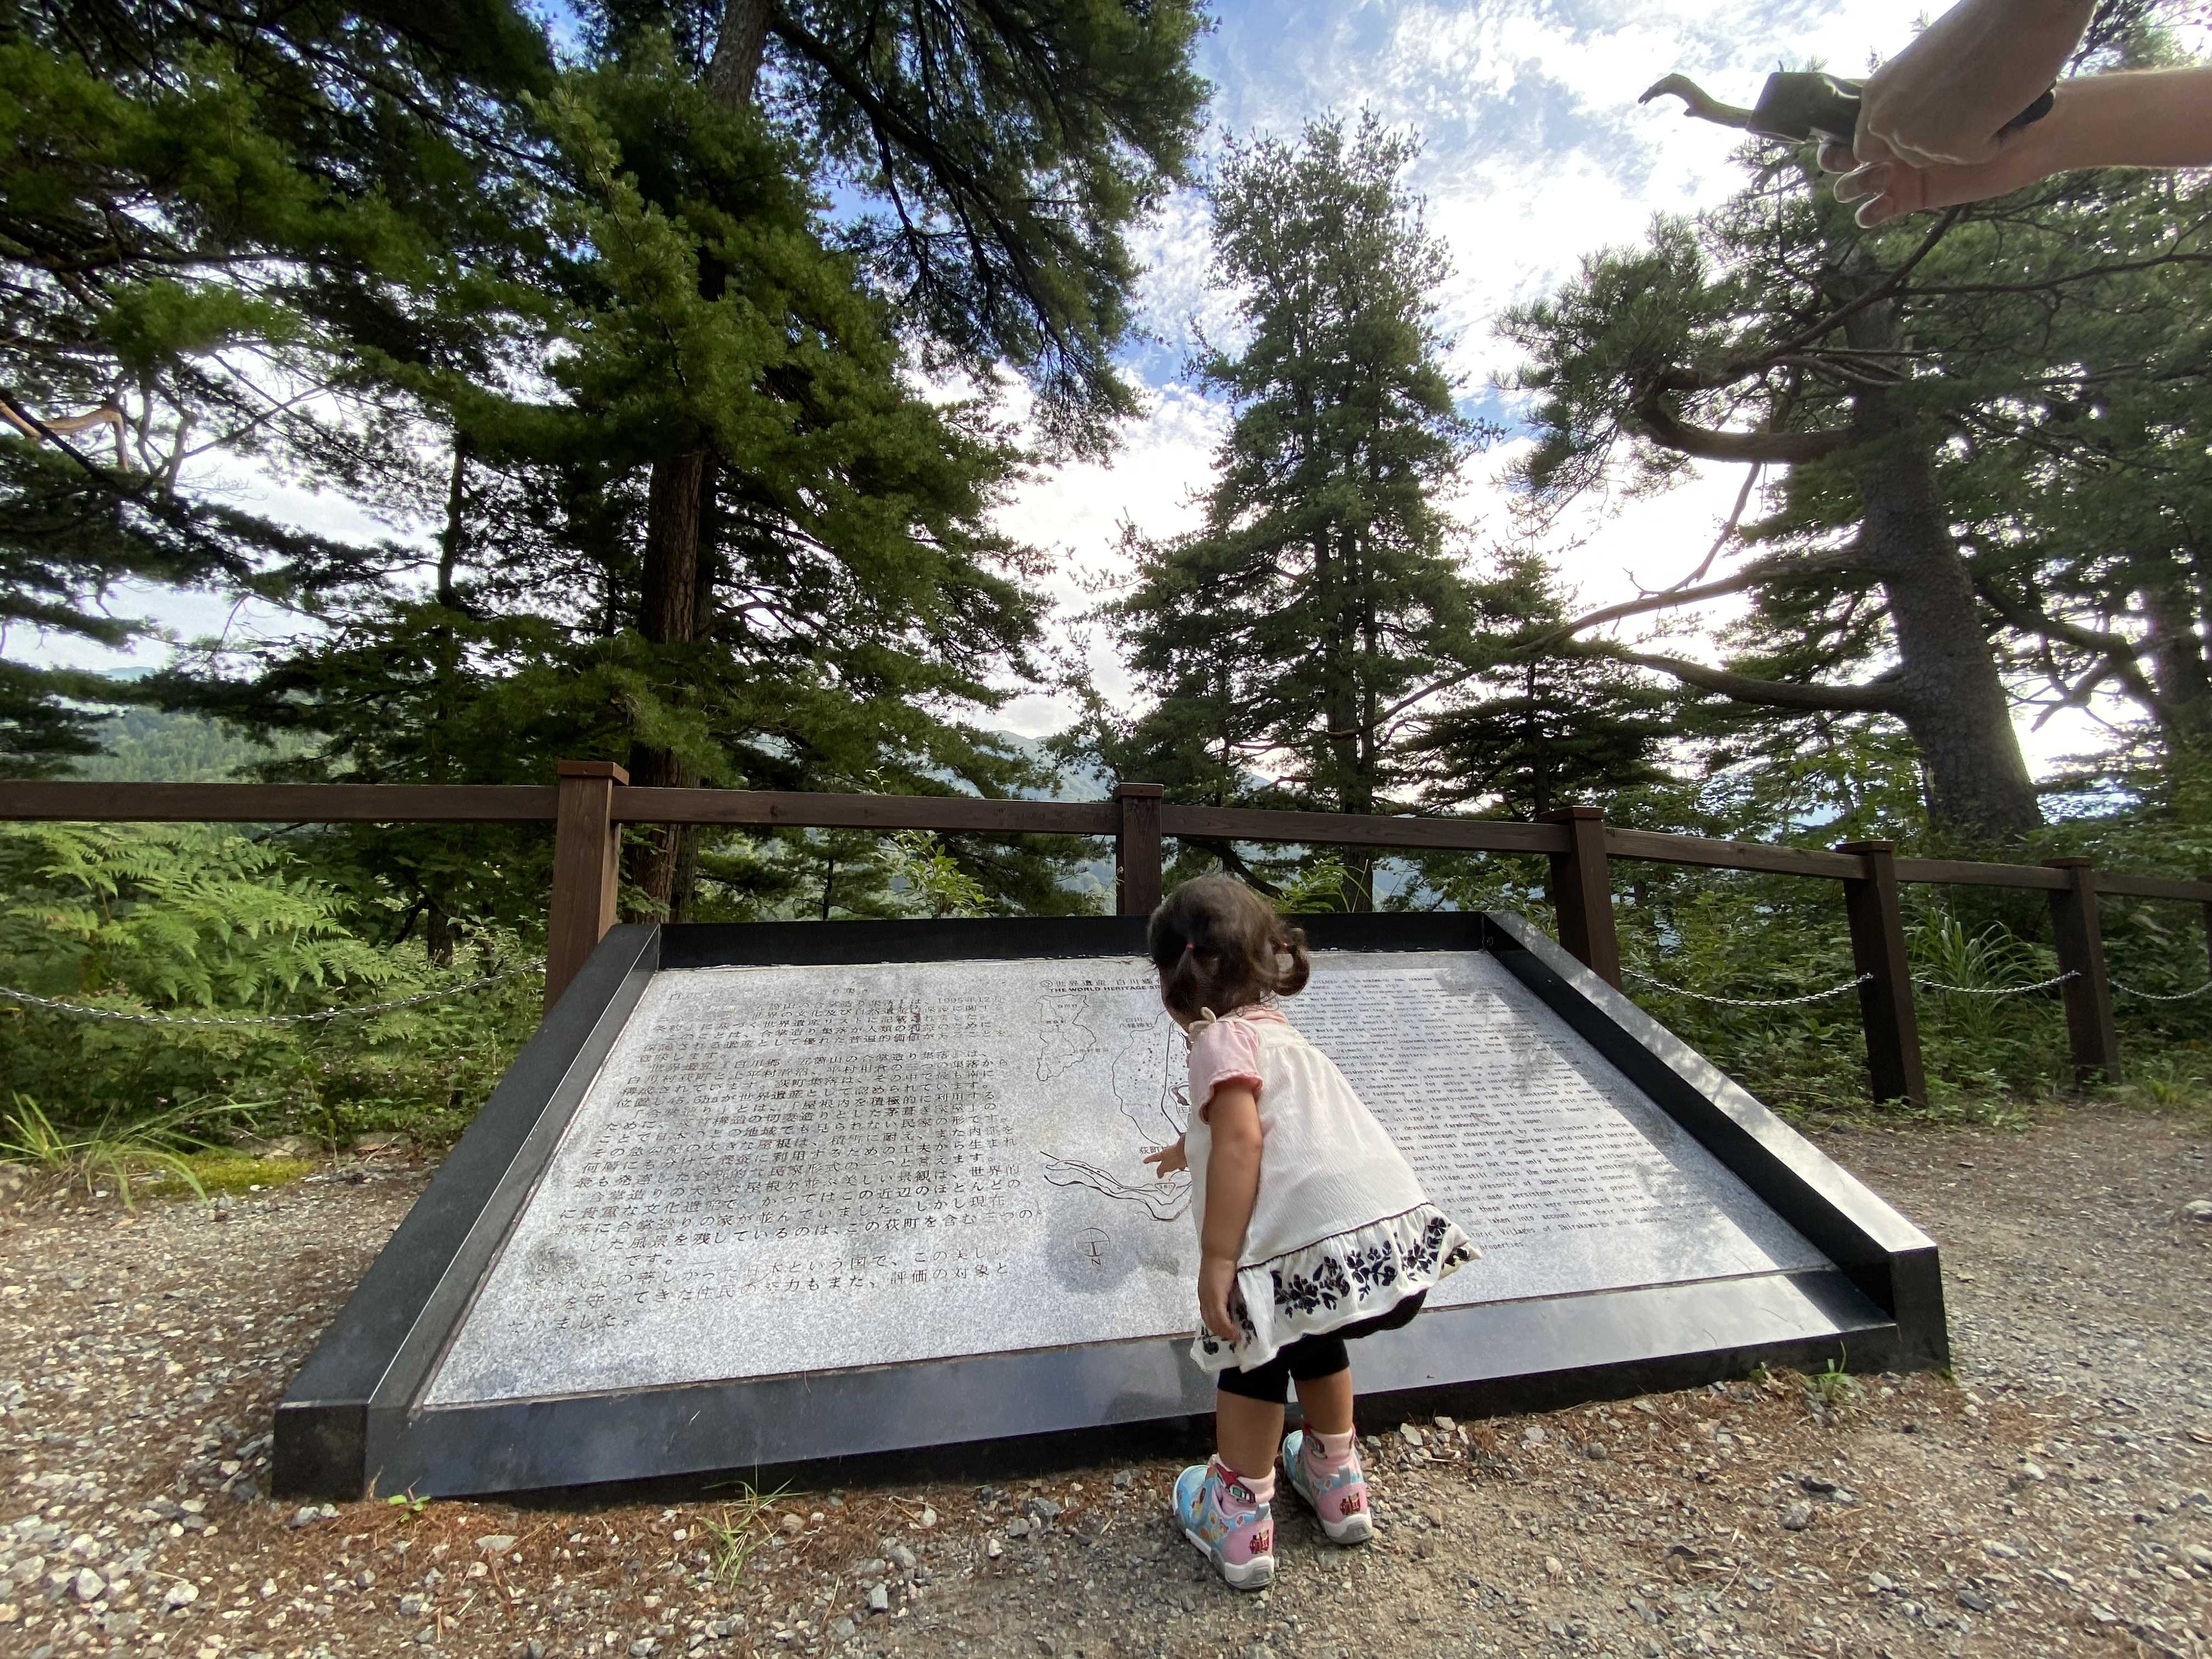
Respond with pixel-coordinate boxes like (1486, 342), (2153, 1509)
(1172, 1458), (1276, 1589)
(1280, 1429), (1373, 1544)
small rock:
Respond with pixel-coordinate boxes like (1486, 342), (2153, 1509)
(2183, 1543), (2212, 1572)
(629, 1639), (658, 1657)
(866, 1583), (889, 1615)
(888, 1543), (918, 1571)
(2182, 1198), (2212, 1223)
(476, 1535), (517, 1556)
(831, 1619), (854, 1639)
(1111, 1469), (1133, 1489)
(778, 1514), (804, 1536)
(985, 1536), (1003, 1560)
(70, 1568), (103, 1603)
(398, 1594), (429, 1616)
(162, 1582), (199, 1611)
(1958, 1588), (1991, 1612)
(1780, 1502), (1814, 1532)
(1020, 1497), (1061, 1524)
(1582, 1441), (1609, 1461)
(1400, 1424), (1425, 1448)
(918, 1507), (937, 1530)
(1799, 1475), (1837, 1495)
(352, 1132), (412, 1155)
(1521, 1424), (1548, 1447)
(287, 1504), (337, 1529)
(1003, 1517), (1029, 1539)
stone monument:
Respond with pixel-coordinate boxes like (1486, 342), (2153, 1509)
(275, 912), (1945, 1498)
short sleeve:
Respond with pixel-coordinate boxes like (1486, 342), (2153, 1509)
(1187, 1019), (1264, 1121)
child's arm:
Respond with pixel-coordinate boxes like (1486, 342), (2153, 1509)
(1198, 1084), (1263, 1342)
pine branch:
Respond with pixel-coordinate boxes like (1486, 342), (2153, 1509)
(1621, 653), (1901, 713)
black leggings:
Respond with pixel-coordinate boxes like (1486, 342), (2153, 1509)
(1215, 1290), (1427, 1404)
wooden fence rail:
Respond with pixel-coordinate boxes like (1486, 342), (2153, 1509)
(5, 763), (2209, 1104)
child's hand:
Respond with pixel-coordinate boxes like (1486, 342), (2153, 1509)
(1198, 1253), (1240, 1343)
(1143, 1136), (1188, 1177)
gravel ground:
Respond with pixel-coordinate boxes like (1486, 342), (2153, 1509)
(2, 1107), (2208, 1659)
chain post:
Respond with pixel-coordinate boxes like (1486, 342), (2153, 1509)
(547, 760), (627, 1011)
(2046, 857), (2120, 1086)
(1835, 839), (1928, 1108)
(1113, 783), (1165, 918)
(1542, 806), (1621, 989)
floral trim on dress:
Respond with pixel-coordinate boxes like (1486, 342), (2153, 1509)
(1191, 1204), (1478, 1374)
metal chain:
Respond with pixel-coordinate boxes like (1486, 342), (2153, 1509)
(2109, 977), (2212, 1002)
(1911, 970), (2076, 996)
(1623, 967), (1871, 1007)
(0, 963), (543, 1029)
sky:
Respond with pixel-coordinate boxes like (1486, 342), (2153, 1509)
(10, 0), (2109, 775)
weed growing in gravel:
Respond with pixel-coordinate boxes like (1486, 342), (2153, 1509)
(1807, 1356), (1861, 1413)
(0, 1092), (230, 1207)
(699, 1483), (793, 1588)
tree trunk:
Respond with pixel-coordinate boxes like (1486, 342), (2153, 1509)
(1842, 307), (2041, 842)
(625, 0), (769, 922)
(626, 449), (712, 919)
(425, 900), (459, 970)
(437, 436), (469, 610)
(2141, 577), (2212, 753)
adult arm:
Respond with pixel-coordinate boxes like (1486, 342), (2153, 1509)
(1827, 70), (2212, 226)
(1850, 0), (2095, 167)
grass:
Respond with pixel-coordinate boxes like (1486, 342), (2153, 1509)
(697, 1481), (795, 1588)
(0, 1093), (238, 1209)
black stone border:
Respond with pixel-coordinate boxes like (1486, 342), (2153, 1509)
(275, 913), (1945, 1498)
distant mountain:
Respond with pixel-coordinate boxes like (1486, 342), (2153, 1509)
(981, 731), (1111, 801)
(67, 704), (309, 784)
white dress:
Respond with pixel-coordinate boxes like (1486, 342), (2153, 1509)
(1182, 1005), (1476, 1374)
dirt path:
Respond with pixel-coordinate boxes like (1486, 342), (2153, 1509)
(2, 1108), (2208, 1659)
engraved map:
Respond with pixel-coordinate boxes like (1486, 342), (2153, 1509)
(425, 952), (1830, 1405)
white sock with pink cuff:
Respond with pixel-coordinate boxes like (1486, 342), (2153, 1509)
(1306, 1427), (1357, 1471)
(1222, 1462), (1276, 1505)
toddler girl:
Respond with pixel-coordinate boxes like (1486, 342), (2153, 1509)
(1141, 874), (1475, 1589)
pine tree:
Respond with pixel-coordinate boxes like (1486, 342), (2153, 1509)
(1096, 115), (1486, 906)
(1400, 551), (1673, 822)
(572, 0), (1207, 913)
(0, 0), (553, 773)
(1501, 20), (2212, 840)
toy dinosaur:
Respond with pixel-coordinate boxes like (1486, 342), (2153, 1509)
(1640, 69), (2053, 146)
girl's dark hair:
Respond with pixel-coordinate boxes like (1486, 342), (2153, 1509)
(1147, 874), (1311, 1021)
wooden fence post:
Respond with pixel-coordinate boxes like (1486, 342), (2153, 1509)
(1542, 806), (1621, 989)
(2046, 856), (2120, 1086)
(1113, 782), (1165, 918)
(546, 760), (627, 1010)
(1835, 840), (1928, 1108)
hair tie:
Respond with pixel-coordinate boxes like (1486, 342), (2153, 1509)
(1182, 941), (1195, 955)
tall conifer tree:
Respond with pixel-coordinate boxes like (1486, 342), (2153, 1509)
(1097, 115), (1484, 905)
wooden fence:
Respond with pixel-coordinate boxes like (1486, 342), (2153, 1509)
(4, 761), (2209, 1107)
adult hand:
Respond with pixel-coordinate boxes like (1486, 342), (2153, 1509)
(1198, 1253), (1240, 1343)
(1850, 0), (2090, 168)
(1820, 131), (2055, 227)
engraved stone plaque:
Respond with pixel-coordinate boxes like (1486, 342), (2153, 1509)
(426, 951), (1829, 1407)
(280, 914), (1944, 1499)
